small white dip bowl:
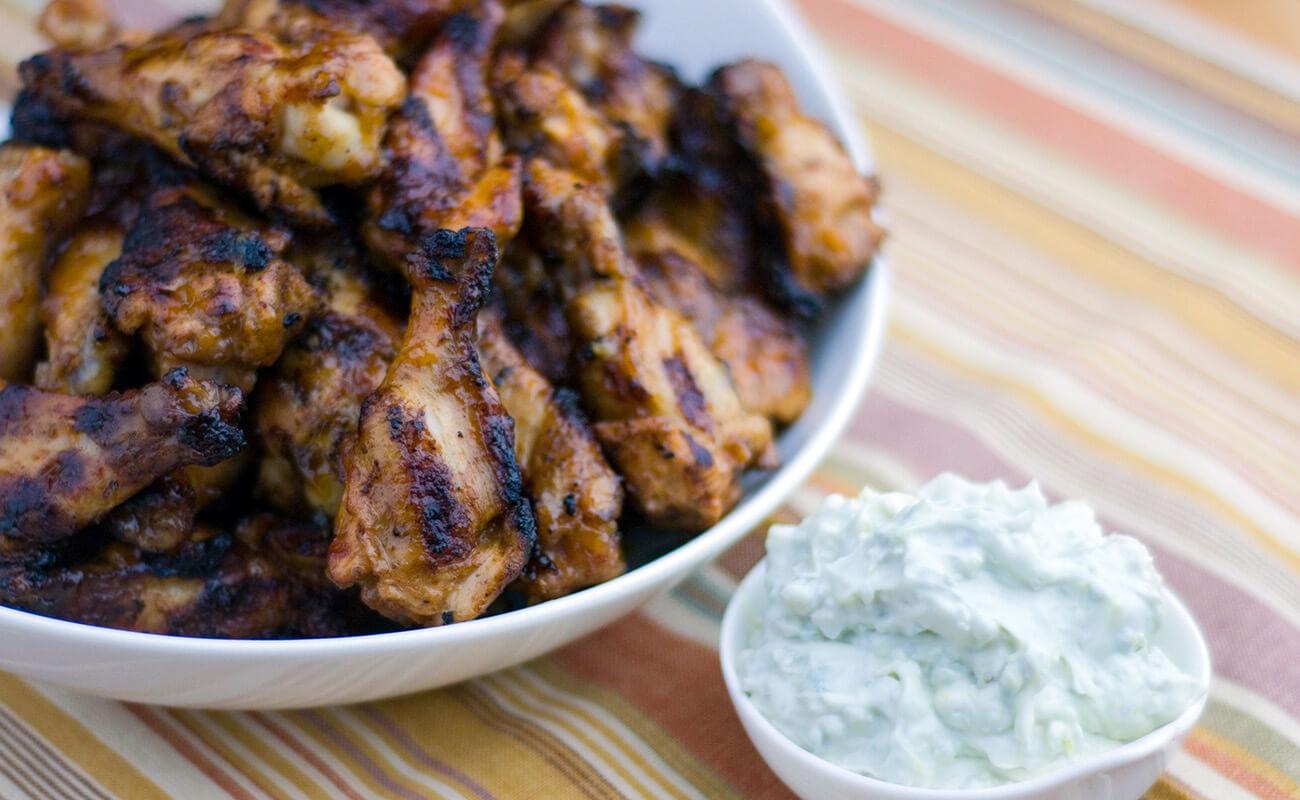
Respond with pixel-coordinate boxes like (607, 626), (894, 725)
(720, 560), (1211, 800)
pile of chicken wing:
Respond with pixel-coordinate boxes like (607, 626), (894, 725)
(0, 0), (883, 636)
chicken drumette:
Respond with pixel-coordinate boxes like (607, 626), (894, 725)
(19, 17), (405, 226)
(365, 0), (522, 268)
(0, 369), (245, 543)
(331, 228), (535, 626)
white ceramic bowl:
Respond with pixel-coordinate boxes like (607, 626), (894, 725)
(720, 560), (1212, 800)
(0, 0), (890, 708)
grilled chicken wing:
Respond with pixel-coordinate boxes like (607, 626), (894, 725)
(493, 50), (625, 193)
(523, 159), (773, 531)
(0, 369), (245, 543)
(256, 238), (403, 517)
(38, 0), (120, 49)
(0, 514), (372, 637)
(19, 20), (405, 226)
(365, 1), (522, 269)
(0, 144), (91, 382)
(219, 0), (460, 63)
(105, 454), (250, 553)
(331, 228), (535, 626)
(478, 308), (622, 602)
(710, 60), (882, 310)
(101, 187), (317, 390)
(33, 224), (129, 395)
(529, 1), (677, 177)
(492, 240), (573, 384)
(626, 209), (811, 425)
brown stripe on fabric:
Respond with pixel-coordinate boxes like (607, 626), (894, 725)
(0, 709), (111, 800)
(353, 706), (498, 800)
(246, 713), (368, 800)
(552, 613), (796, 800)
(0, 753), (51, 800)
(126, 706), (257, 800)
(294, 709), (434, 800)
(0, 675), (168, 800)
(453, 682), (621, 800)
(167, 710), (284, 799)
(716, 529), (771, 580)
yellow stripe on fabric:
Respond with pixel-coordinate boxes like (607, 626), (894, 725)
(0, 674), (168, 800)
(530, 662), (743, 800)
(892, 229), (1300, 498)
(204, 713), (331, 800)
(1189, 727), (1300, 799)
(862, 118), (1300, 394)
(368, 684), (605, 800)
(1014, 0), (1300, 138)
(500, 669), (707, 800)
(889, 319), (1300, 573)
(168, 711), (285, 800)
(479, 672), (665, 800)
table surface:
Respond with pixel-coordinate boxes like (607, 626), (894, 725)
(0, 0), (1297, 797)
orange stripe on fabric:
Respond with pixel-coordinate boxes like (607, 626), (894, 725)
(125, 705), (254, 800)
(795, 0), (1300, 270)
(167, 710), (283, 799)
(247, 713), (367, 800)
(552, 614), (795, 800)
(1185, 728), (1300, 800)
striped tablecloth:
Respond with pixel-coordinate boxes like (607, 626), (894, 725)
(2, 0), (1298, 797)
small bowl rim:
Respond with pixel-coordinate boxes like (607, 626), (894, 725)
(719, 558), (1212, 799)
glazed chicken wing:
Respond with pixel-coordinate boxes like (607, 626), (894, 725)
(523, 159), (773, 531)
(33, 224), (129, 395)
(478, 308), (622, 602)
(19, 20), (405, 226)
(492, 240), (573, 384)
(105, 454), (250, 553)
(0, 368), (245, 543)
(366, 1), (522, 269)
(101, 187), (317, 390)
(529, 1), (677, 177)
(256, 237), (403, 517)
(0, 144), (91, 382)
(0, 515), (372, 637)
(710, 60), (883, 310)
(331, 228), (535, 626)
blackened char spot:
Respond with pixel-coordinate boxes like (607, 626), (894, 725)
(662, 355), (710, 430)
(385, 404), (471, 561)
(0, 477), (73, 542)
(202, 230), (274, 270)
(179, 413), (246, 465)
(143, 530), (234, 578)
(563, 494), (577, 516)
(682, 432), (714, 468)
(441, 12), (479, 49)
(441, 610), (455, 625)
(0, 385), (35, 438)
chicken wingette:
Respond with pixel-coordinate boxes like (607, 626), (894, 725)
(0, 369), (245, 543)
(34, 224), (129, 396)
(19, 18), (405, 226)
(710, 60), (883, 311)
(331, 228), (535, 626)
(0, 514), (372, 637)
(523, 158), (773, 531)
(0, 143), (91, 382)
(256, 237), (403, 517)
(479, 308), (623, 602)
(365, 0), (522, 269)
(101, 186), (317, 392)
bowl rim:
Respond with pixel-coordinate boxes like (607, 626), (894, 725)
(719, 558), (1213, 799)
(0, 0), (890, 658)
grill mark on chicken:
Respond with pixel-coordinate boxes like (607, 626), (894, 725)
(0, 369), (245, 543)
(331, 227), (535, 626)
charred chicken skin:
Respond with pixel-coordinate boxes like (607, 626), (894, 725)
(18, 19), (406, 226)
(100, 186), (317, 388)
(523, 158), (773, 531)
(256, 237), (404, 517)
(0, 515), (371, 637)
(478, 308), (623, 602)
(366, 0), (522, 268)
(710, 60), (883, 310)
(331, 228), (535, 626)
(0, 369), (245, 543)
(0, 143), (91, 382)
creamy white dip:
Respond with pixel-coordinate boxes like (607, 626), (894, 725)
(738, 474), (1200, 789)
